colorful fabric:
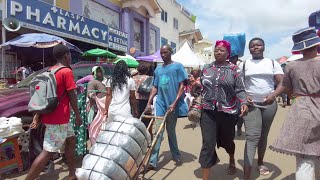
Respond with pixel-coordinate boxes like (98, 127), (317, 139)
(201, 62), (246, 114)
(76, 75), (93, 85)
(42, 66), (77, 124)
(89, 96), (107, 144)
(43, 123), (74, 152)
(153, 62), (188, 116)
(70, 84), (89, 156)
(215, 40), (231, 59)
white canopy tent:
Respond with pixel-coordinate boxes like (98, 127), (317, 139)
(172, 41), (206, 67)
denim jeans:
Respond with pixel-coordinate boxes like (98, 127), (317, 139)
(149, 112), (181, 167)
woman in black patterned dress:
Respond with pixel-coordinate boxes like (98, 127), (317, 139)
(199, 40), (248, 179)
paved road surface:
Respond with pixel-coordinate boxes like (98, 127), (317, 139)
(5, 104), (295, 180)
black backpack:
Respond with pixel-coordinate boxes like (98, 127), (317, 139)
(137, 76), (154, 95)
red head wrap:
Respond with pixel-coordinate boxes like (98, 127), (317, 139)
(215, 40), (231, 59)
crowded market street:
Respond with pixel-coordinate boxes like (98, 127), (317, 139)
(4, 105), (295, 180)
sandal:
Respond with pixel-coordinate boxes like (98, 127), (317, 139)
(258, 165), (270, 176)
(227, 163), (236, 175)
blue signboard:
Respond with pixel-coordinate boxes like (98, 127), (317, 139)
(6, 0), (129, 52)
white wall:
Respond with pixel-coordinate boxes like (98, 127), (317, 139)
(149, 0), (195, 51)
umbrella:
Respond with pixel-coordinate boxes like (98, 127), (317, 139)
(114, 58), (139, 68)
(136, 50), (163, 62)
(117, 54), (136, 61)
(1, 33), (82, 52)
(82, 48), (117, 58)
(1, 33), (82, 68)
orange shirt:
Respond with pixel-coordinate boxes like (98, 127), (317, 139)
(41, 66), (77, 124)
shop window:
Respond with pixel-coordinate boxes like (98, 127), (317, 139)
(171, 42), (176, 54)
(173, 18), (178, 30)
(161, 11), (167, 23)
(133, 19), (144, 51)
(149, 29), (157, 54)
(161, 37), (168, 46)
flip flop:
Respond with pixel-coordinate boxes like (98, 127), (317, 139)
(258, 165), (270, 176)
(227, 163), (236, 175)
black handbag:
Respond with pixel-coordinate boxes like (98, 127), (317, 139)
(137, 76), (153, 94)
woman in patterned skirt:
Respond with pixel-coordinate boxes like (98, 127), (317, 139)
(270, 27), (320, 179)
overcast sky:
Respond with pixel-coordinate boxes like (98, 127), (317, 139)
(177, 0), (320, 59)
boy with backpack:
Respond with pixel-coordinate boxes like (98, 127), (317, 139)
(26, 44), (81, 180)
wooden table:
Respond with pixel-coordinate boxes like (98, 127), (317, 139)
(0, 133), (23, 175)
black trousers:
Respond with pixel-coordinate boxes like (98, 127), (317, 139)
(199, 109), (237, 168)
(138, 99), (149, 127)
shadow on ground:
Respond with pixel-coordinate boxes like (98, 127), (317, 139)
(237, 159), (282, 180)
(282, 173), (295, 180)
(183, 123), (199, 130)
(2, 156), (82, 180)
(194, 163), (243, 180)
(146, 150), (197, 180)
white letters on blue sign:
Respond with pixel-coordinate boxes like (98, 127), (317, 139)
(43, 13), (54, 26)
(8, 0), (128, 51)
(10, 1), (22, 16)
(26, 6), (40, 22)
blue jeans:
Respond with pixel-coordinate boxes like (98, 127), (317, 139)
(149, 112), (181, 167)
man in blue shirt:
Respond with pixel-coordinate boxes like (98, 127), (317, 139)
(145, 44), (188, 170)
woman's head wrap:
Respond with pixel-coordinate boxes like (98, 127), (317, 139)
(92, 66), (104, 80)
(215, 40), (231, 59)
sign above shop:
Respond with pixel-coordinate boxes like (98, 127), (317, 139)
(5, 0), (128, 52)
(108, 27), (128, 52)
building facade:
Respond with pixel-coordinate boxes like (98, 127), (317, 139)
(149, 0), (202, 53)
(194, 39), (214, 62)
(0, 0), (162, 78)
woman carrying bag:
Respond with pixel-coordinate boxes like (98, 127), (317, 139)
(199, 40), (248, 179)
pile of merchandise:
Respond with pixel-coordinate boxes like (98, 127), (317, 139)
(76, 115), (151, 180)
(0, 117), (23, 137)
